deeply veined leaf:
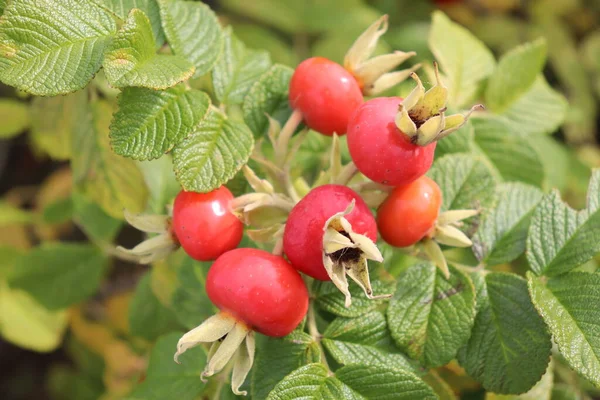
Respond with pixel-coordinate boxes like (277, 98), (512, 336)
(485, 39), (548, 112)
(322, 311), (421, 374)
(429, 11), (496, 108)
(387, 263), (476, 368)
(0, 0), (117, 95)
(212, 27), (272, 105)
(473, 183), (543, 266)
(158, 0), (223, 77)
(125, 332), (206, 399)
(103, 9), (194, 89)
(94, 0), (165, 47)
(435, 120), (474, 159)
(485, 360), (553, 400)
(472, 116), (545, 187)
(528, 272), (600, 387)
(172, 108), (254, 193)
(0, 99), (28, 138)
(30, 91), (87, 160)
(8, 243), (108, 310)
(110, 86), (210, 160)
(267, 363), (436, 399)
(459, 273), (551, 394)
(252, 331), (321, 399)
(499, 76), (567, 136)
(242, 64), (293, 137)
(0, 284), (68, 352)
(527, 170), (600, 276)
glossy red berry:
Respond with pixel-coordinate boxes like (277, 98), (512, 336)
(377, 175), (442, 247)
(347, 97), (436, 186)
(206, 248), (309, 337)
(172, 187), (243, 261)
(283, 184), (377, 281)
(289, 57), (363, 136)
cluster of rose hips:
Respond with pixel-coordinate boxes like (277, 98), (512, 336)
(120, 16), (480, 396)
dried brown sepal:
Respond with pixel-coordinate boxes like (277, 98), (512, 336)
(395, 63), (483, 146)
(174, 312), (255, 396)
(343, 15), (418, 95)
(321, 200), (390, 307)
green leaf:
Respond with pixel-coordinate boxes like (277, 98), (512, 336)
(103, 9), (194, 89)
(387, 263), (476, 368)
(242, 64), (293, 137)
(94, 0), (165, 47)
(129, 272), (181, 341)
(0, 0), (117, 95)
(231, 23), (298, 66)
(0, 284), (68, 352)
(472, 116), (545, 187)
(212, 27), (271, 105)
(459, 272), (551, 394)
(72, 190), (123, 242)
(499, 76), (567, 136)
(473, 183), (544, 266)
(172, 108), (254, 193)
(167, 253), (214, 329)
(527, 170), (600, 276)
(30, 91), (87, 161)
(485, 39), (548, 112)
(138, 156), (180, 214)
(313, 274), (396, 318)
(0, 201), (34, 225)
(528, 272), (600, 387)
(110, 86), (210, 160)
(8, 243), (108, 310)
(0, 99), (28, 138)
(485, 360), (553, 400)
(42, 197), (74, 225)
(428, 153), (497, 216)
(267, 363), (437, 399)
(435, 120), (474, 159)
(126, 332), (206, 400)
(252, 331), (321, 399)
(158, 0), (223, 77)
(72, 100), (148, 219)
(550, 384), (580, 400)
(322, 311), (421, 374)
(429, 11), (496, 108)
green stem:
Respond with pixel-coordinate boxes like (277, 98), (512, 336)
(334, 161), (359, 186)
(275, 109), (303, 167)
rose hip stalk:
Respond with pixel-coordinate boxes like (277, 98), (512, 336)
(283, 184), (389, 307)
(118, 186), (243, 263)
(174, 248), (308, 395)
(347, 64), (482, 186)
(377, 175), (478, 277)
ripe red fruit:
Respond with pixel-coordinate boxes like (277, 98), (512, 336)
(347, 97), (436, 186)
(377, 175), (442, 247)
(206, 248), (309, 337)
(172, 187), (243, 261)
(283, 184), (377, 281)
(289, 57), (363, 136)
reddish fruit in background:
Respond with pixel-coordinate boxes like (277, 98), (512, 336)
(377, 175), (442, 247)
(172, 186), (243, 261)
(347, 97), (436, 186)
(206, 248), (309, 337)
(283, 184), (377, 281)
(289, 57), (363, 136)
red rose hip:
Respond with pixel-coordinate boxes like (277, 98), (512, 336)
(289, 57), (363, 136)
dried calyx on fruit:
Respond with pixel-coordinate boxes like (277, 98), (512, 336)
(376, 176), (478, 278)
(344, 15), (420, 96)
(174, 248), (308, 396)
(283, 184), (390, 307)
(118, 187), (243, 263)
(395, 63), (483, 146)
(323, 200), (389, 307)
